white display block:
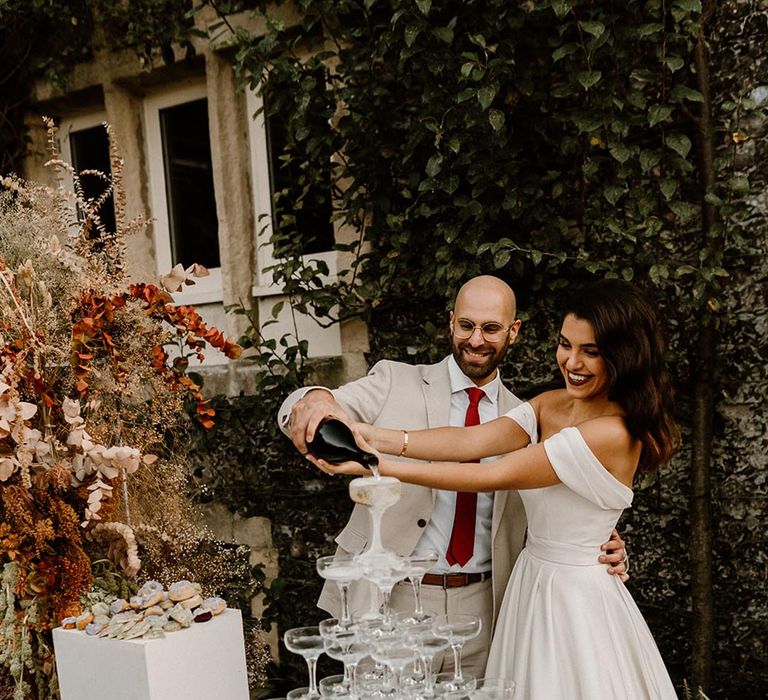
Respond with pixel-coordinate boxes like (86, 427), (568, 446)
(53, 608), (249, 700)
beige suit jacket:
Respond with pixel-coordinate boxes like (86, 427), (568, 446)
(279, 356), (528, 635)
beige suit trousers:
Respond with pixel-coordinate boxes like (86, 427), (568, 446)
(389, 578), (494, 679)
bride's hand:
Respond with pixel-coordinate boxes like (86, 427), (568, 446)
(306, 429), (385, 476)
(351, 421), (377, 448)
(351, 424), (380, 455)
(306, 453), (371, 476)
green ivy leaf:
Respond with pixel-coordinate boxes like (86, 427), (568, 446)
(669, 200), (700, 222)
(457, 88), (475, 103)
(703, 192), (723, 206)
(550, 0), (573, 18)
(442, 175), (460, 194)
(660, 178), (677, 200)
(648, 104), (673, 126)
(639, 150), (661, 173)
(649, 264), (670, 284)
(603, 185), (624, 205)
(572, 114), (603, 132)
(552, 43), (578, 62)
(426, 154), (443, 178)
(728, 174), (750, 193)
(673, 0), (702, 12)
(494, 249), (511, 268)
(415, 0), (432, 15)
(609, 143), (631, 163)
(663, 56), (685, 73)
(432, 24), (454, 44)
(666, 133), (692, 158)
(271, 300), (285, 318)
(488, 108), (505, 131)
(477, 84), (498, 110)
(670, 85), (705, 102)
(576, 70), (602, 90)
(579, 21), (605, 38)
(404, 25), (419, 47)
(675, 265), (697, 277)
(637, 23), (663, 37)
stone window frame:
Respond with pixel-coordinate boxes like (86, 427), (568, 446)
(244, 86), (342, 358)
(143, 79), (223, 306)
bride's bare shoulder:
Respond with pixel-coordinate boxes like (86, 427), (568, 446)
(530, 389), (569, 412)
(577, 417), (640, 484)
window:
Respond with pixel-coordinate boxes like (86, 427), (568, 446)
(57, 112), (116, 234)
(159, 98), (220, 269)
(246, 86), (342, 358)
(265, 106), (334, 257)
(145, 82), (222, 304)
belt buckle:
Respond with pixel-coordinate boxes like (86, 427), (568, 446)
(441, 573), (450, 590)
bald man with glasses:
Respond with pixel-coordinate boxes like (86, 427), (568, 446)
(278, 275), (628, 677)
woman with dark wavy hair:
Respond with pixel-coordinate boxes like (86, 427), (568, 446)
(309, 279), (679, 699)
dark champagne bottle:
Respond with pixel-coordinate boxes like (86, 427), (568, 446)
(307, 418), (379, 470)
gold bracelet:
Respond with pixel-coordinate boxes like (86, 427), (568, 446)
(398, 430), (409, 457)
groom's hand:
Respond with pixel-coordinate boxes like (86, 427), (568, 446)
(289, 389), (352, 454)
(599, 528), (629, 582)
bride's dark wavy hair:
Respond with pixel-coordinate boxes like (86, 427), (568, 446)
(561, 280), (680, 472)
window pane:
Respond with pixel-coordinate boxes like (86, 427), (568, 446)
(70, 125), (116, 235)
(160, 98), (220, 269)
(265, 99), (334, 257)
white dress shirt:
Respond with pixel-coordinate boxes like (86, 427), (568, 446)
(413, 355), (500, 573)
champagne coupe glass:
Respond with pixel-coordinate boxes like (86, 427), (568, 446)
(356, 618), (396, 694)
(323, 634), (369, 699)
(316, 555), (362, 628)
(432, 614), (482, 690)
(284, 626), (325, 699)
(319, 619), (369, 696)
(318, 674), (351, 698)
(471, 678), (516, 699)
(442, 678), (516, 699)
(349, 476), (401, 559)
(353, 656), (389, 699)
(371, 638), (418, 697)
(403, 631), (450, 698)
(355, 552), (410, 626)
(402, 549), (439, 622)
(392, 611), (435, 689)
(434, 673), (477, 695)
(319, 618), (354, 686)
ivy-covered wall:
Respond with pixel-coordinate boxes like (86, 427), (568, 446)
(190, 0), (768, 697)
(2, 0), (766, 696)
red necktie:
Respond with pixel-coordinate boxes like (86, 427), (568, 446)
(445, 387), (485, 567)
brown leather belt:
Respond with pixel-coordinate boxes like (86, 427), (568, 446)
(420, 571), (491, 588)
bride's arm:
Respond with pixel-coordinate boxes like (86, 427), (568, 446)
(315, 415), (636, 492)
(312, 439), (560, 491)
(380, 443), (560, 490)
(361, 416), (532, 462)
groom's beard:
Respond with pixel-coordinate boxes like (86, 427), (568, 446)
(451, 338), (508, 381)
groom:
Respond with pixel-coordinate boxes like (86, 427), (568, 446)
(278, 275), (627, 676)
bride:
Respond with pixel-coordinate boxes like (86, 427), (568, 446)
(308, 279), (679, 699)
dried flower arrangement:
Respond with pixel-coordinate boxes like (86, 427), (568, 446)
(0, 121), (267, 699)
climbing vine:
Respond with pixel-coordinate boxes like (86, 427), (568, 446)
(2, 0), (766, 696)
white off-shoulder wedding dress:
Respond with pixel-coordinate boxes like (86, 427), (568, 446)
(485, 402), (677, 699)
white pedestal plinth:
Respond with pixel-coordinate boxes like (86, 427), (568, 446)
(53, 608), (249, 700)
